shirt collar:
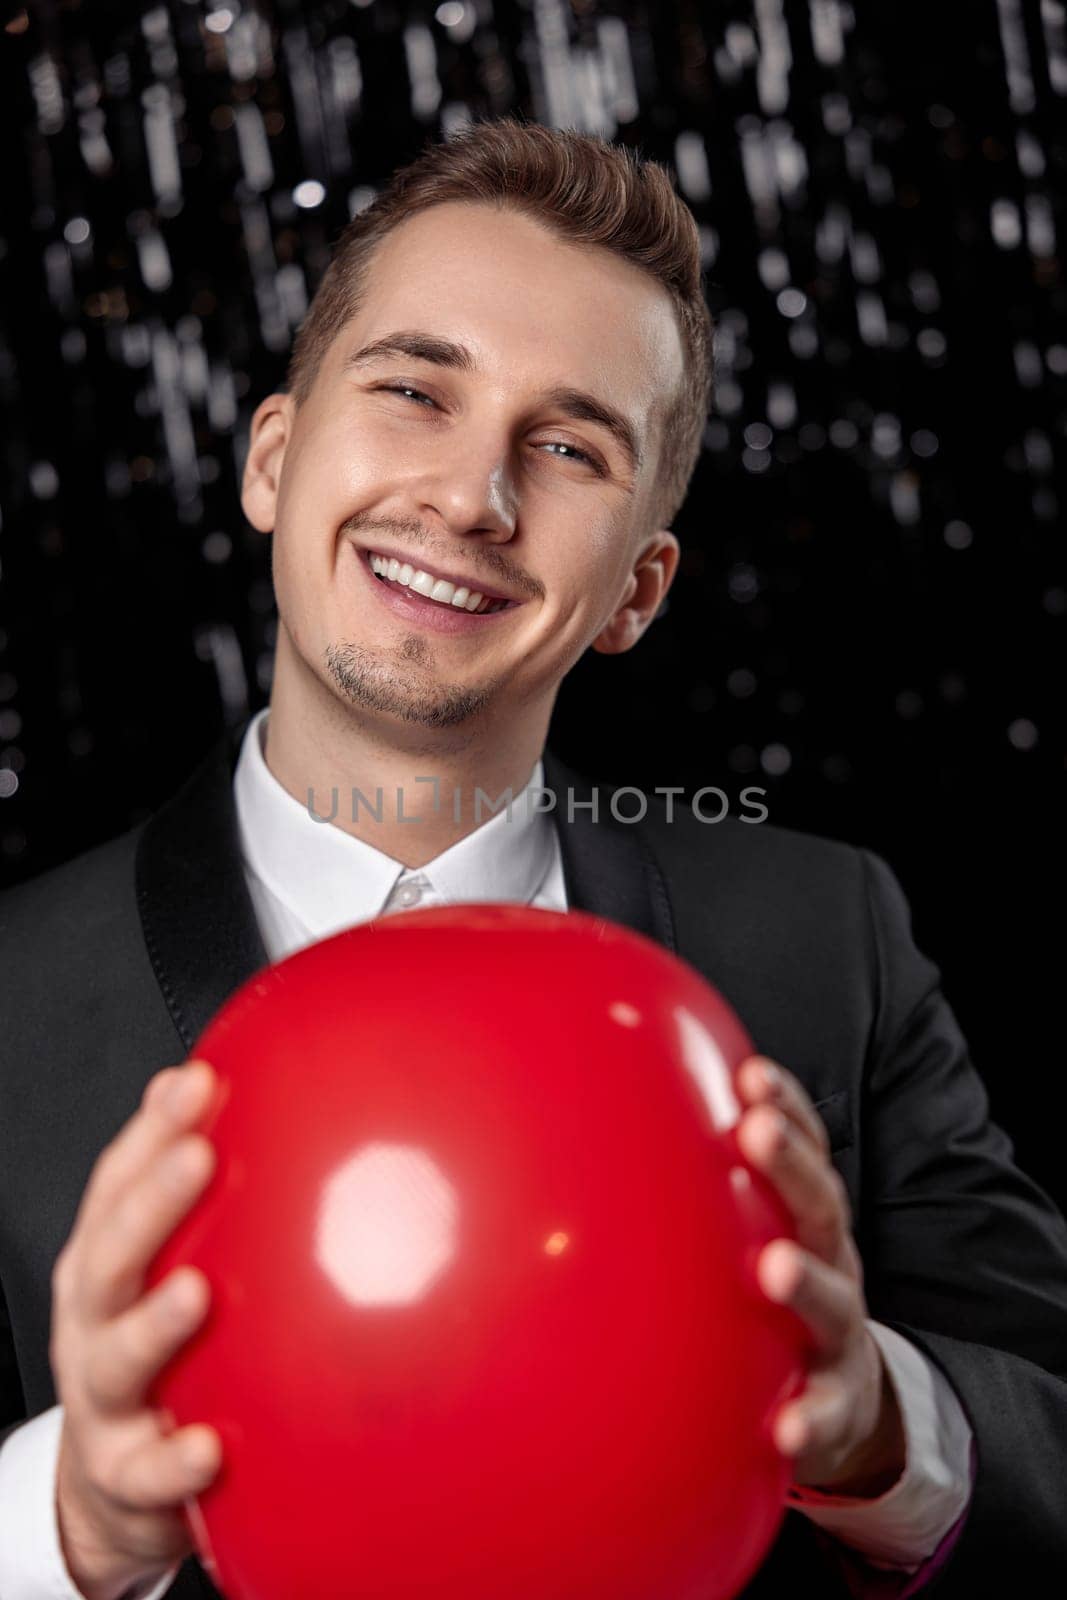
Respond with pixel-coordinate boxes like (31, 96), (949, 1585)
(233, 708), (556, 943)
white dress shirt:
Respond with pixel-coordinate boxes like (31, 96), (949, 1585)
(0, 708), (973, 1598)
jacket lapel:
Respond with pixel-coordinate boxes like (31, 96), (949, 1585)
(135, 720), (268, 1053)
(540, 748), (676, 953)
(134, 732), (677, 1055)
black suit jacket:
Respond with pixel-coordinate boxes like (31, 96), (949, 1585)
(2, 723), (1066, 1597)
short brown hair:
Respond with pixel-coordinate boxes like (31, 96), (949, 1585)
(287, 117), (713, 530)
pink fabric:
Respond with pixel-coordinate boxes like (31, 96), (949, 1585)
(807, 1437), (977, 1596)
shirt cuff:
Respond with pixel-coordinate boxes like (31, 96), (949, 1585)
(0, 1405), (180, 1600)
(784, 1319), (975, 1571)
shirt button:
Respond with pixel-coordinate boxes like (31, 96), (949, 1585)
(394, 881), (423, 908)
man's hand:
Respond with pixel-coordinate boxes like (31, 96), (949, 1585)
(49, 1060), (222, 1600)
(735, 1056), (906, 1498)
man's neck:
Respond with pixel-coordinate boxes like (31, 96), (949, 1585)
(263, 675), (552, 870)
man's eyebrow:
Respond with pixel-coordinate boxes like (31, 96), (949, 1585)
(344, 331), (476, 373)
(344, 331), (643, 474)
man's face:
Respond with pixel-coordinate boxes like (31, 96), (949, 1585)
(242, 200), (684, 739)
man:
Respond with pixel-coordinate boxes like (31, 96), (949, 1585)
(0, 118), (1065, 1600)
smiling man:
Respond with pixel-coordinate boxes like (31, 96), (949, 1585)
(245, 187), (688, 862)
(1, 118), (1067, 1600)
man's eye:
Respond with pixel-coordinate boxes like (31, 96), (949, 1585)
(375, 386), (603, 475)
(540, 441), (595, 468)
(379, 383), (437, 407)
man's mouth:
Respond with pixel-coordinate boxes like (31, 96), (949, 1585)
(366, 551), (513, 615)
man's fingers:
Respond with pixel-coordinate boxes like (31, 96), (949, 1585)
(737, 1057), (831, 1160)
(737, 1104), (850, 1257)
(73, 1062), (216, 1237)
(757, 1240), (855, 1355)
(78, 1135), (216, 1322)
(83, 1268), (211, 1415)
(772, 1369), (852, 1461)
(106, 1422), (223, 1511)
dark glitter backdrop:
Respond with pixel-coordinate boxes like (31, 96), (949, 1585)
(0, 2), (1064, 1202)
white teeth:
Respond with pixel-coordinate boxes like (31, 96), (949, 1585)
(368, 551), (500, 613)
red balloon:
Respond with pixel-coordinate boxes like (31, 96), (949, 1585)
(147, 905), (804, 1600)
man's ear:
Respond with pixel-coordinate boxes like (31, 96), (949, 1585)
(591, 529), (681, 656)
(241, 392), (294, 534)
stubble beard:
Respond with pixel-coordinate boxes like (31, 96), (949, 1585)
(324, 635), (496, 731)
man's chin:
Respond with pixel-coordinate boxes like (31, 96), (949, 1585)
(323, 641), (492, 732)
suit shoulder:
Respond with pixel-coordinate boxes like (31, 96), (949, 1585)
(0, 824), (143, 957)
(632, 788), (867, 901)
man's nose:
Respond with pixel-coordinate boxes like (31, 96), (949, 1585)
(418, 442), (518, 543)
